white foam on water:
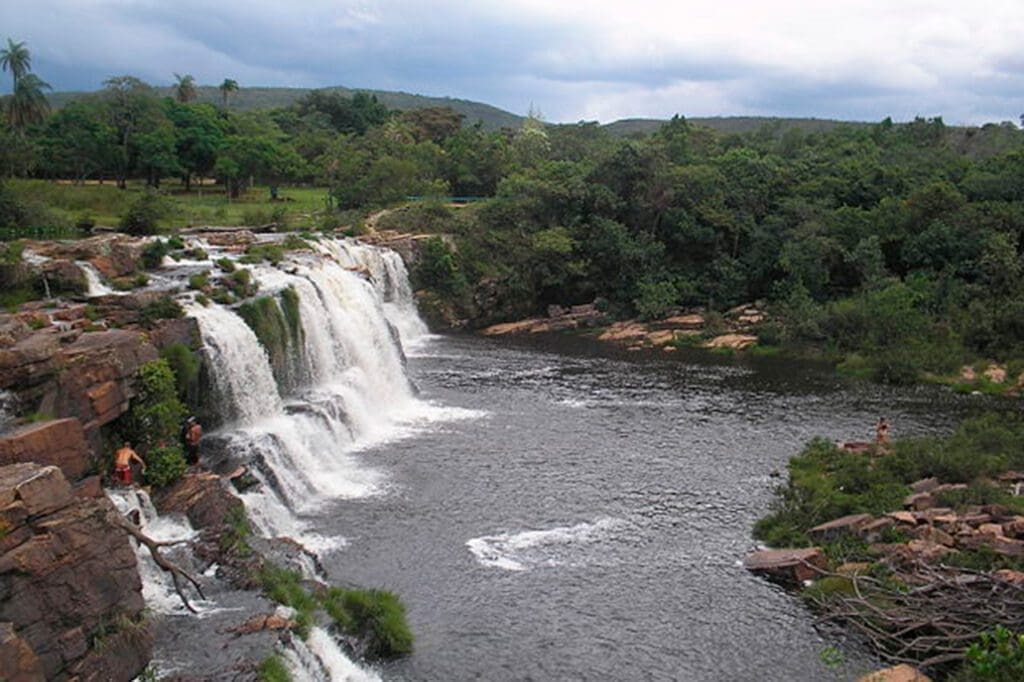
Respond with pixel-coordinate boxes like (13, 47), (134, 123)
(106, 488), (219, 616)
(467, 517), (627, 572)
(282, 626), (382, 682)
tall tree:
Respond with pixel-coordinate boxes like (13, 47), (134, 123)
(103, 75), (154, 188)
(218, 78), (238, 110)
(173, 73), (196, 103)
(0, 38), (30, 91)
(7, 73), (51, 131)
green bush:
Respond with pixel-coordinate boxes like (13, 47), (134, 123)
(412, 236), (466, 297)
(141, 240), (170, 269)
(143, 444), (187, 488)
(961, 626), (1024, 681)
(258, 655), (291, 682)
(159, 343), (201, 404)
(216, 257), (236, 273)
(140, 298), (185, 326)
(227, 268), (258, 298)
(259, 566), (317, 637)
(188, 272), (209, 291)
(120, 190), (170, 236)
(124, 359), (187, 452)
(322, 587), (413, 659)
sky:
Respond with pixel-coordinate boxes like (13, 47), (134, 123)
(2, 0), (1023, 125)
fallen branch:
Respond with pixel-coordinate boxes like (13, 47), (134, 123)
(109, 512), (206, 613)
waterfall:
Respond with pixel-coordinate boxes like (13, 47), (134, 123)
(188, 238), (474, 546)
(282, 626), (382, 682)
(76, 261), (114, 296)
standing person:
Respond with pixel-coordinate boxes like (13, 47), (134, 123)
(114, 442), (146, 486)
(185, 417), (203, 466)
(875, 417), (891, 446)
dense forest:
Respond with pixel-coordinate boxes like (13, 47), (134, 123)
(2, 59), (1024, 386)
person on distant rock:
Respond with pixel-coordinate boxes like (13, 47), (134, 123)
(183, 416), (203, 466)
(875, 417), (891, 447)
(114, 442), (146, 486)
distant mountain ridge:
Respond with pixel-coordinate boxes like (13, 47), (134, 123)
(48, 85), (966, 139)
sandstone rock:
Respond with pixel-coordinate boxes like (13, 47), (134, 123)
(836, 562), (873, 575)
(654, 314), (704, 330)
(229, 613), (297, 636)
(0, 463), (149, 680)
(887, 511), (918, 526)
(743, 547), (826, 583)
(481, 319), (546, 336)
(909, 477), (940, 494)
(72, 475), (103, 499)
(995, 569), (1024, 585)
(858, 664), (931, 682)
(998, 470), (1024, 483)
(990, 536), (1024, 557)
(0, 622), (45, 682)
(598, 321), (649, 343)
(547, 304), (567, 318)
(154, 473), (244, 530)
(0, 419), (91, 482)
(931, 483), (968, 496)
(983, 364), (1007, 384)
(702, 334), (758, 351)
(0, 331), (61, 392)
(1003, 517), (1024, 539)
(645, 330), (676, 346)
(981, 504), (1014, 522)
(959, 512), (993, 527)
(906, 539), (955, 563)
(145, 317), (200, 352)
(959, 365), (976, 382)
(39, 260), (87, 296)
(808, 513), (874, 542)
(903, 492), (934, 511)
(912, 526), (955, 547)
(859, 517), (895, 543)
(569, 303), (597, 316)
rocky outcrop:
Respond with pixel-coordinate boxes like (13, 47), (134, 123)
(26, 235), (144, 280)
(0, 419), (91, 482)
(154, 472), (244, 530)
(858, 664), (931, 682)
(0, 463), (151, 681)
(743, 547), (826, 584)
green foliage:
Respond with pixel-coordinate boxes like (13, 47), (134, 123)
(279, 286), (303, 341)
(159, 343), (201, 404)
(227, 268), (258, 298)
(120, 190), (170, 236)
(322, 587), (414, 659)
(259, 565), (317, 637)
(962, 626), (1024, 681)
(141, 239), (170, 269)
(412, 237), (466, 298)
(216, 257), (236, 273)
(140, 298), (185, 326)
(188, 272), (209, 290)
(143, 444), (186, 488)
(755, 414), (1024, 548)
(258, 655), (292, 682)
(124, 359), (187, 454)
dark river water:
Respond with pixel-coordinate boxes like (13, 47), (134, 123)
(312, 334), (980, 681)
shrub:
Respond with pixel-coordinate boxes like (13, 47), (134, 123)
(143, 444), (187, 489)
(141, 240), (170, 269)
(188, 272), (209, 291)
(124, 359), (187, 451)
(241, 243), (285, 265)
(322, 587), (413, 659)
(259, 566), (317, 636)
(159, 343), (201, 403)
(412, 236), (466, 297)
(120, 190), (169, 236)
(215, 257), (235, 273)
(961, 626), (1024, 681)
(258, 655), (291, 682)
(140, 298), (185, 326)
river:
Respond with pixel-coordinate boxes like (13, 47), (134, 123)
(301, 333), (977, 681)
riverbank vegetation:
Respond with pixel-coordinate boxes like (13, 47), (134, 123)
(754, 414), (1024, 679)
(3, 44), (1024, 384)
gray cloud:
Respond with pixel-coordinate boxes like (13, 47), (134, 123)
(1, 0), (1022, 124)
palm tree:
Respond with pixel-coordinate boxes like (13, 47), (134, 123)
(173, 73), (196, 103)
(219, 78), (238, 110)
(7, 73), (50, 130)
(0, 38), (31, 92)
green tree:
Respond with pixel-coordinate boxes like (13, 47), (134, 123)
(0, 38), (30, 91)
(6, 73), (51, 132)
(173, 73), (196, 103)
(218, 78), (238, 110)
(103, 76), (156, 188)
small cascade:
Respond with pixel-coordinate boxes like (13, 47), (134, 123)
(76, 261), (114, 296)
(0, 390), (16, 434)
(281, 626), (382, 682)
(105, 488), (207, 616)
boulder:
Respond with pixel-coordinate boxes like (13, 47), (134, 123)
(598, 321), (649, 343)
(886, 511), (919, 526)
(903, 492), (934, 511)
(0, 331), (62, 393)
(229, 613), (297, 636)
(808, 513), (874, 543)
(653, 313), (704, 330)
(1003, 517), (1024, 539)
(909, 477), (940, 494)
(702, 334), (758, 351)
(959, 365), (976, 382)
(979, 523), (1006, 537)
(858, 664), (931, 682)
(912, 526), (955, 547)
(0, 463), (150, 680)
(995, 569), (1024, 585)
(154, 472), (244, 530)
(743, 547), (826, 584)
(858, 517), (895, 543)
(0, 419), (91, 482)
(983, 364), (1007, 384)
(645, 330), (677, 346)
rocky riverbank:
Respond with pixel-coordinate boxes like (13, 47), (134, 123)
(746, 423), (1024, 681)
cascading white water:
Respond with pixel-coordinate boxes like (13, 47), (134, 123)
(282, 626), (382, 682)
(76, 261), (114, 296)
(188, 238), (477, 546)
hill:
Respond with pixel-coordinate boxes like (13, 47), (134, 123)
(602, 116), (871, 138)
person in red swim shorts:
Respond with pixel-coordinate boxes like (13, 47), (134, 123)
(113, 442), (146, 485)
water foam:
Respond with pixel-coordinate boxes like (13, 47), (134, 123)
(467, 517), (626, 571)
(282, 626), (382, 682)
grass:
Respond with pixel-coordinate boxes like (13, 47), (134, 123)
(258, 655), (292, 682)
(4, 179), (334, 233)
(322, 587), (414, 659)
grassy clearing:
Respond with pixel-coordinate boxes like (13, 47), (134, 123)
(5, 179), (333, 233)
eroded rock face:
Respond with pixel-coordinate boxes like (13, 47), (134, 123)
(743, 547), (826, 584)
(154, 472), (243, 530)
(0, 419), (91, 482)
(0, 463), (151, 681)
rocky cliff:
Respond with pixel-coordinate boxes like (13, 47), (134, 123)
(0, 463), (151, 681)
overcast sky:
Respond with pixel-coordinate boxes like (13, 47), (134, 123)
(2, 0), (1023, 125)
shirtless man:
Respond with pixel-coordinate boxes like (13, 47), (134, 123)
(114, 442), (146, 486)
(184, 418), (202, 466)
(875, 417), (891, 446)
